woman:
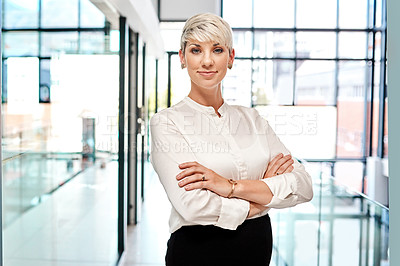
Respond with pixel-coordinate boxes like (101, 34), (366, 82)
(150, 13), (313, 266)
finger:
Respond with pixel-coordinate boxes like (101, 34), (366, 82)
(270, 154), (291, 175)
(178, 173), (204, 188)
(276, 158), (294, 175)
(184, 181), (206, 191)
(283, 165), (294, 174)
(176, 166), (202, 180)
(178, 161), (199, 169)
(266, 153), (283, 172)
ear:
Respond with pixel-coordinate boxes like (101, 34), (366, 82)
(179, 49), (185, 65)
(228, 48), (235, 66)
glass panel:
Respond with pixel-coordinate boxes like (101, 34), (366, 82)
(296, 0), (337, 28)
(80, 0), (105, 28)
(41, 32), (78, 57)
(295, 60), (336, 105)
(222, 0), (252, 28)
(80, 32), (106, 54)
(160, 22), (185, 52)
(3, 32), (39, 57)
(367, 32), (374, 59)
(232, 31), (253, 58)
(256, 106), (336, 159)
(2, 54), (120, 264)
(338, 32), (368, 59)
(252, 60), (294, 105)
(41, 0), (79, 28)
(375, 0), (382, 28)
(253, 0), (295, 28)
(171, 54), (190, 106)
(339, 0), (368, 29)
(337, 61), (368, 158)
(371, 61), (380, 156)
(147, 57), (157, 117)
(296, 32), (336, 59)
(4, 0), (39, 28)
(223, 59), (252, 107)
(157, 53), (169, 111)
(254, 31), (294, 58)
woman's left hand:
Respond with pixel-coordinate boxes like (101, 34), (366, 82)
(176, 161), (231, 197)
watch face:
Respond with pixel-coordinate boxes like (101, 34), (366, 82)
(39, 84), (50, 103)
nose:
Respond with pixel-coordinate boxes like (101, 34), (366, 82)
(201, 52), (214, 67)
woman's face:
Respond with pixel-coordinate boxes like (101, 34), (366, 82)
(179, 40), (235, 93)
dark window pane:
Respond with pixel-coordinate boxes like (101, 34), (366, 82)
(337, 61), (368, 157)
(254, 31), (294, 58)
(41, 32), (78, 57)
(2, 61), (8, 103)
(253, 0), (295, 28)
(223, 60), (252, 107)
(296, 0), (337, 28)
(338, 32), (368, 59)
(80, 32), (106, 54)
(40, 60), (51, 103)
(295, 60), (336, 105)
(384, 96), (388, 158)
(80, 0), (105, 28)
(4, 0), (39, 28)
(339, 0), (368, 29)
(233, 31), (253, 57)
(41, 0), (79, 28)
(223, 0), (252, 28)
(296, 32), (336, 59)
(3, 32), (39, 57)
(252, 60), (294, 105)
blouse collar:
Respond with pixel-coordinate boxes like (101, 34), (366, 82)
(184, 96), (228, 117)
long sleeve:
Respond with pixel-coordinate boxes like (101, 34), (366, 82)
(149, 112), (250, 231)
(258, 115), (314, 209)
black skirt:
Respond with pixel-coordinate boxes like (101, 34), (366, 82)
(166, 214), (273, 266)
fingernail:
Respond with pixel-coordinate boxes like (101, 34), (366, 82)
(178, 181), (183, 186)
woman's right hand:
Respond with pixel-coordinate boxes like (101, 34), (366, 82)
(263, 153), (294, 179)
(247, 202), (269, 218)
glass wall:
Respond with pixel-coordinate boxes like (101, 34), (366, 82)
(222, 0), (387, 194)
(221, 1), (388, 265)
(1, 0), (120, 264)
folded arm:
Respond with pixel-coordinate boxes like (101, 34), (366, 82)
(150, 113), (250, 230)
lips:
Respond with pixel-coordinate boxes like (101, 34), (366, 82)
(197, 71), (218, 77)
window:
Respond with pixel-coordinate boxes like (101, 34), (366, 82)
(223, 0), (386, 161)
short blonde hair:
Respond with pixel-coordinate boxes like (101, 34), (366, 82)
(180, 13), (233, 54)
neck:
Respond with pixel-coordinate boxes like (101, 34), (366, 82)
(188, 84), (224, 116)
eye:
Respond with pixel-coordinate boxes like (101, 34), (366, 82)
(214, 48), (224, 54)
(191, 48), (201, 54)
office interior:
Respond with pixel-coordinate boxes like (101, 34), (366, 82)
(0, 0), (396, 265)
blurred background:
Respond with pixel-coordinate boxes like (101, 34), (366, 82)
(0, 0), (392, 265)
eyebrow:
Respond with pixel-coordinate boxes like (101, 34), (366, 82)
(188, 43), (221, 47)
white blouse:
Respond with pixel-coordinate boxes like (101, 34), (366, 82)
(150, 96), (313, 233)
